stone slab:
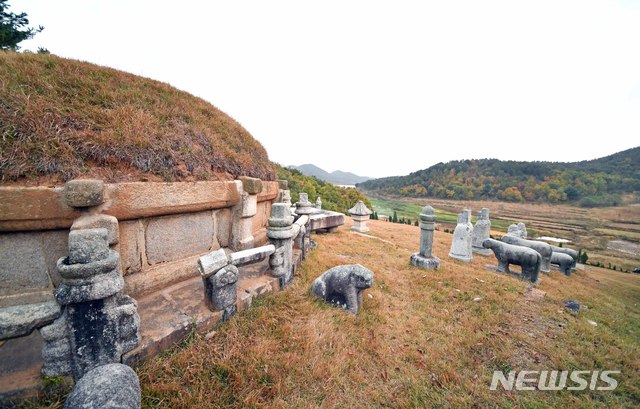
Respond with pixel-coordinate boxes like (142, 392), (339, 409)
(0, 330), (45, 404)
(0, 301), (61, 340)
(64, 179), (104, 208)
(119, 220), (143, 276)
(257, 181), (279, 203)
(0, 186), (81, 231)
(124, 271), (279, 367)
(228, 245), (275, 267)
(215, 209), (233, 248)
(145, 211), (216, 265)
(239, 176), (263, 195)
(0, 232), (52, 295)
(104, 181), (240, 221)
(309, 211), (345, 232)
(122, 286), (193, 366)
(124, 254), (202, 298)
(240, 193), (258, 218)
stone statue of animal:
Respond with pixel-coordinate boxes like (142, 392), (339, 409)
(551, 252), (574, 276)
(482, 238), (541, 283)
(500, 235), (552, 272)
(311, 264), (374, 314)
(549, 245), (578, 270)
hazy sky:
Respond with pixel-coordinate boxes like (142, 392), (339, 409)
(13, 0), (640, 178)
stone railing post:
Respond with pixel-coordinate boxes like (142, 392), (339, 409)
(197, 249), (238, 321)
(231, 177), (263, 251)
(294, 193), (314, 258)
(267, 203), (295, 288)
(410, 205), (441, 269)
(41, 228), (140, 380)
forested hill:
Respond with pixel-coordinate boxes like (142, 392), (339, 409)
(358, 147), (640, 207)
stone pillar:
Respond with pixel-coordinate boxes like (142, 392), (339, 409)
(315, 196), (322, 210)
(348, 200), (372, 233)
(267, 203), (295, 288)
(197, 249), (238, 321)
(231, 177), (263, 251)
(410, 205), (441, 269)
(41, 228), (140, 380)
(448, 209), (474, 262)
(278, 179), (292, 208)
(295, 193), (314, 257)
(472, 208), (492, 255)
(295, 193), (314, 215)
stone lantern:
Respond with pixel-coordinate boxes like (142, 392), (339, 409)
(348, 201), (372, 233)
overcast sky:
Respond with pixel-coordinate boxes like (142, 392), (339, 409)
(13, 0), (640, 178)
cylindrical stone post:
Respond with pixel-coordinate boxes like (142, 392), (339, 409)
(267, 203), (296, 288)
(410, 205), (441, 269)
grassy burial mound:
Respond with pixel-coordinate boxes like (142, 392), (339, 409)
(126, 221), (636, 407)
(0, 52), (275, 185)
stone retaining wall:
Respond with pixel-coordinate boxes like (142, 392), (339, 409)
(0, 177), (279, 401)
(0, 178), (278, 306)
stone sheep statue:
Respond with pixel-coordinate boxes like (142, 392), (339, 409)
(311, 264), (374, 315)
(549, 245), (578, 270)
(551, 252), (574, 276)
(482, 239), (541, 283)
(500, 235), (553, 272)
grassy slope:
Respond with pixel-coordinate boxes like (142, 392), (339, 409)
(129, 220), (637, 408)
(0, 52), (275, 184)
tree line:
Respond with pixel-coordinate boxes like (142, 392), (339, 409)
(359, 148), (640, 207)
(276, 165), (372, 214)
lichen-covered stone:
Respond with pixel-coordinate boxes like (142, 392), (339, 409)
(501, 235), (552, 273)
(551, 251), (574, 276)
(410, 205), (440, 269)
(239, 176), (263, 195)
(64, 363), (141, 409)
(42, 229), (140, 380)
(311, 264), (374, 315)
(549, 245), (578, 270)
(64, 179), (105, 208)
(267, 204), (296, 287)
(71, 214), (119, 245)
(0, 301), (60, 340)
(197, 249), (229, 279)
(67, 229), (109, 265)
(482, 238), (541, 283)
(203, 265), (238, 313)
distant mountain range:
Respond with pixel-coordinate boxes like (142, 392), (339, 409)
(288, 164), (372, 186)
(359, 147), (640, 207)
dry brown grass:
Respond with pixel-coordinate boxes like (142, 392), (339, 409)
(127, 218), (640, 408)
(0, 52), (275, 185)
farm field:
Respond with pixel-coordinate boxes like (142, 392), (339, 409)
(367, 194), (640, 274)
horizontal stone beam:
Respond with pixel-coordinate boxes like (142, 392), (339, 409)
(257, 181), (279, 203)
(228, 244), (275, 267)
(0, 181), (243, 231)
